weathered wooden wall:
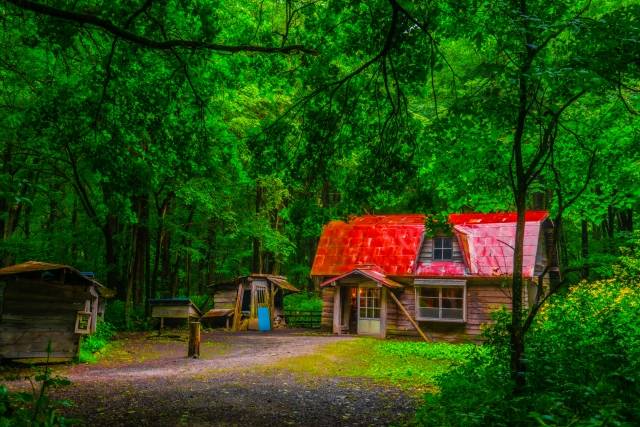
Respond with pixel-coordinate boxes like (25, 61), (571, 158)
(213, 288), (238, 310)
(388, 281), (520, 341)
(321, 280), (528, 341)
(320, 286), (334, 331)
(0, 279), (89, 360)
(151, 305), (199, 319)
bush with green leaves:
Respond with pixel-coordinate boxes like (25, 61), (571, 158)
(1, 348), (76, 426)
(104, 300), (149, 331)
(78, 320), (116, 363)
(283, 292), (322, 311)
(417, 268), (640, 426)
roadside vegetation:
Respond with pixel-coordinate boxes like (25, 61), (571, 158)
(0, 344), (76, 427)
(418, 238), (640, 426)
(78, 321), (116, 364)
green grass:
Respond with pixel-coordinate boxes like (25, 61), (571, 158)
(266, 338), (475, 391)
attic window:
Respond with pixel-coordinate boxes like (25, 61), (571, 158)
(433, 237), (453, 260)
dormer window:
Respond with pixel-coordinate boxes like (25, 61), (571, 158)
(433, 237), (453, 260)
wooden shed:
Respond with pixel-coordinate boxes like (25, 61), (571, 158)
(149, 298), (202, 329)
(203, 274), (300, 331)
(0, 261), (112, 361)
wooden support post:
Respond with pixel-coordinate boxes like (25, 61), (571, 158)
(188, 321), (201, 358)
(388, 290), (432, 343)
(379, 287), (387, 339)
(332, 286), (341, 334)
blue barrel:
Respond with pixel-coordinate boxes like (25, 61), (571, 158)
(257, 307), (271, 331)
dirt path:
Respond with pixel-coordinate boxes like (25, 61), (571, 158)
(25, 331), (421, 426)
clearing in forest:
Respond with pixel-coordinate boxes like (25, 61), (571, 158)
(4, 329), (472, 426)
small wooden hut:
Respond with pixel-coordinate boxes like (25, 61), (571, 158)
(149, 298), (202, 329)
(203, 274), (300, 331)
(0, 261), (112, 361)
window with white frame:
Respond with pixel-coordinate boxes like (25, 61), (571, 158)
(358, 288), (380, 319)
(416, 284), (465, 321)
(433, 237), (453, 260)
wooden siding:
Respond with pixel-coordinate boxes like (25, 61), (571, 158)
(419, 237), (464, 266)
(534, 230), (548, 276)
(0, 279), (89, 360)
(320, 287), (335, 331)
(320, 279), (530, 341)
(387, 282), (520, 341)
(213, 289), (238, 310)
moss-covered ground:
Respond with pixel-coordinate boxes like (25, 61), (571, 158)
(263, 337), (475, 393)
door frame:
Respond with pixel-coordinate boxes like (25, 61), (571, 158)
(332, 282), (387, 338)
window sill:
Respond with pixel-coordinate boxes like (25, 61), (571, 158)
(416, 318), (466, 324)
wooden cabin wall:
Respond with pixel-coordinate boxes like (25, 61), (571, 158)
(320, 287), (335, 331)
(213, 288), (238, 310)
(386, 282), (520, 341)
(0, 279), (89, 360)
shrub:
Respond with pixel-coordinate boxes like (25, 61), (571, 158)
(104, 300), (149, 331)
(78, 321), (116, 363)
(416, 277), (640, 426)
(1, 345), (76, 426)
(284, 292), (322, 311)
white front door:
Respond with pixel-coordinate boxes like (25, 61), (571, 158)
(357, 287), (381, 335)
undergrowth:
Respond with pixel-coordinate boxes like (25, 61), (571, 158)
(0, 344), (77, 426)
(284, 292), (322, 311)
(78, 321), (116, 363)
(416, 237), (640, 426)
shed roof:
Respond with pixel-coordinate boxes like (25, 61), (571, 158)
(311, 214), (426, 277)
(210, 274), (300, 293)
(0, 261), (112, 295)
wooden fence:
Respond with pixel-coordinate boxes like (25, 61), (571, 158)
(284, 310), (322, 329)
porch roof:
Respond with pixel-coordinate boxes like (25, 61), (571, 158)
(319, 265), (403, 289)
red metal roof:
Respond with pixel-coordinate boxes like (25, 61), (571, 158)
(311, 211), (549, 279)
(320, 267), (404, 288)
(310, 214), (426, 277)
(449, 211), (549, 225)
(453, 220), (544, 278)
(415, 261), (467, 277)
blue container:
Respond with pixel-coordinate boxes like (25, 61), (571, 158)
(257, 307), (271, 331)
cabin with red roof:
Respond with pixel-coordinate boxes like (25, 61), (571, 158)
(311, 211), (551, 341)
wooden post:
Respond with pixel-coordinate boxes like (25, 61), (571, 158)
(188, 321), (201, 358)
(332, 285), (341, 334)
(379, 287), (387, 339)
(388, 290), (432, 342)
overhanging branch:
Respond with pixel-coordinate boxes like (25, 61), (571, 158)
(6, 0), (318, 55)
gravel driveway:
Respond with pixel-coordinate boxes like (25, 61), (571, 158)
(45, 330), (420, 426)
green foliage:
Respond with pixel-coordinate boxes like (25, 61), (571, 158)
(104, 301), (149, 331)
(283, 292), (322, 311)
(189, 295), (212, 314)
(0, 345), (76, 426)
(78, 321), (116, 363)
(417, 267), (640, 426)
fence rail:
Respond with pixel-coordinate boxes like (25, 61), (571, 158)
(284, 310), (322, 329)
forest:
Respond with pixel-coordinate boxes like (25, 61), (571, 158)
(1, 0), (639, 426)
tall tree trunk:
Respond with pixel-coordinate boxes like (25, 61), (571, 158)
(252, 184), (263, 273)
(581, 219), (589, 279)
(511, 194), (527, 393)
(103, 214), (120, 295)
(619, 208), (633, 232)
